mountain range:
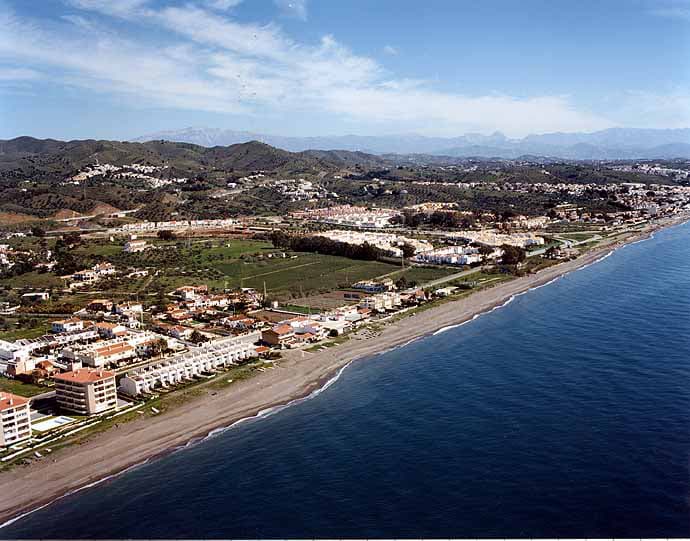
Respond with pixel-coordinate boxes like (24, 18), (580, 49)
(0, 137), (385, 179)
(132, 127), (690, 160)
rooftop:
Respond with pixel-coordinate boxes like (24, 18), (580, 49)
(54, 368), (115, 384)
(0, 392), (29, 412)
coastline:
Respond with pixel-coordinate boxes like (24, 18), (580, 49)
(0, 216), (686, 527)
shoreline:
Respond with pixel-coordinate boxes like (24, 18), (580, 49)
(0, 216), (686, 528)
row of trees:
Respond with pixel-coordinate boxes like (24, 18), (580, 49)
(392, 210), (477, 229)
(270, 231), (384, 261)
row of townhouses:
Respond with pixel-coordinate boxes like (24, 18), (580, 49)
(119, 331), (261, 396)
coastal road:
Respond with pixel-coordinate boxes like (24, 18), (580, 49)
(421, 265), (490, 288)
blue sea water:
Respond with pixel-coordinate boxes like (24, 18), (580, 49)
(3, 222), (690, 539)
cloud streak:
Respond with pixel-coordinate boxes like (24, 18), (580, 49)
(0, 1), (664, 136)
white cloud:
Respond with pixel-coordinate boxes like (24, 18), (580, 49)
(0, 66), (42, 81)
(205, 0), (244, 10)
(383, 45), (398, 55)
(605, 89), (690, 129)
(274, 0), (307, 20)
(0, 2), (643, 136)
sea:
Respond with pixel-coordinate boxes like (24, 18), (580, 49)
(2, 221), (690, 539)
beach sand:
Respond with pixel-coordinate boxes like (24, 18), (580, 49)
(0, 218), (683, 526)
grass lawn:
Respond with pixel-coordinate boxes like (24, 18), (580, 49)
(388, 265), (460, 285)
(73, 241), (123, 258)
(558, 233), (598, 242)
(196, 239), (273, 261)
(213, 253), (399, 297)
(0, 377), (48, 397)
(0, 271), (64, 289)
(0, 318), (53, 341)
(281, 304), (322, 314)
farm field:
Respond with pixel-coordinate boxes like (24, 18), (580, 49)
(1, 236), (462, 309)
(214, 254), (399, 298)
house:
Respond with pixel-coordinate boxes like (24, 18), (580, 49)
(261, 324), (296, 348)
(95, 322), (129, 339)
(93, 262), (116, 276)
(169, 325), (194, 340)
(71, 269), (98, 283)
(21, 291), (50, 303)
(124, 240), (148, 253)
(320, 319), (350, 336)
(86, 299), (114, 313)
(174, 285), (208, 301)
(434, 286), (458, 297)
(35, 360), (57, 376)
(119, 334), (258, 396)
(51, 318), (84, 334)
(135, 337), (168, 358)
(223, 316), (257, 331)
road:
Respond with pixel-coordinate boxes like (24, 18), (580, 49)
(421, 265), (490, 288)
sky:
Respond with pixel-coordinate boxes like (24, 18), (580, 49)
(0, 0), (689, 140)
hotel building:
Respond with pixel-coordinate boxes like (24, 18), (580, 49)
(54, 368), (117, 415)
(0, 392), (31, 447)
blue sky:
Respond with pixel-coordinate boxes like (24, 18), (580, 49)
(0, 0), (689, 139)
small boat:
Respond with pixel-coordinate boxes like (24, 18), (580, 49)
(34, 452), (42, 458)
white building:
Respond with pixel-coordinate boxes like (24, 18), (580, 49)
(51, 318), (84, 334)
(124, 240), (148, 253)
(413, 245), (484, 265)
(119, 332), (260, 396)
(314, 230), (432, 257)
(54, 368), (117, 415)
(0, 392), (31, 446)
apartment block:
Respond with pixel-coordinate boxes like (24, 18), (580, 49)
(54, 368), (117, 415)
(0, 392), (31, 447)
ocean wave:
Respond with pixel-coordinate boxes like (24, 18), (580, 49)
(1, 361), (355, 531)
(193, 359), (354, 445)
(0, 459), (150, 530)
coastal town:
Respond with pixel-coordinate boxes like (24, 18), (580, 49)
(1, 167), (689, 468)
(2, 0), (690, 534)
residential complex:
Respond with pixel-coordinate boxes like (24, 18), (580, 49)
(448, 230), (545, 248)
(412, 245), (502, 266)
(54, 368), (118, 415)
(119, 332), (260, 396)
(292, 205), (399, 229)
(314, 230), (433, 257)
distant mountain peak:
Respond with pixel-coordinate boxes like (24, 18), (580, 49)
(131, 127), (690, 160)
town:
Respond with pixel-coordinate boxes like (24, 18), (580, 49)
(1, 137), (690, 468)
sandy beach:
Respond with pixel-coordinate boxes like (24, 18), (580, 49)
(0, 217), (684, 526)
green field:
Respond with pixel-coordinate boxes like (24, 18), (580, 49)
(383, 265), (461, 286)
(558, 232), (598, 242)
(1, 237), (461, 303)
(0, 377), (47, 397)
(0, 317), (54, 341)
(0, 271), (64, 289)
(214, 253), (399, 297)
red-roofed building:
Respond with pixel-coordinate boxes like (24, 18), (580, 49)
(54, 368), (117, 415)
(0, 392), (31, 446)
(261, 324), (295, 348)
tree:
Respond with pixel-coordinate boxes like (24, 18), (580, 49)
(157, 230), (177, 241)
(31, 226), (45, 237)
(478, 245), (495, 261)
(400, 243), (416, 259)
(500, 244), (526, 265)
(190, 330), (209, 344)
